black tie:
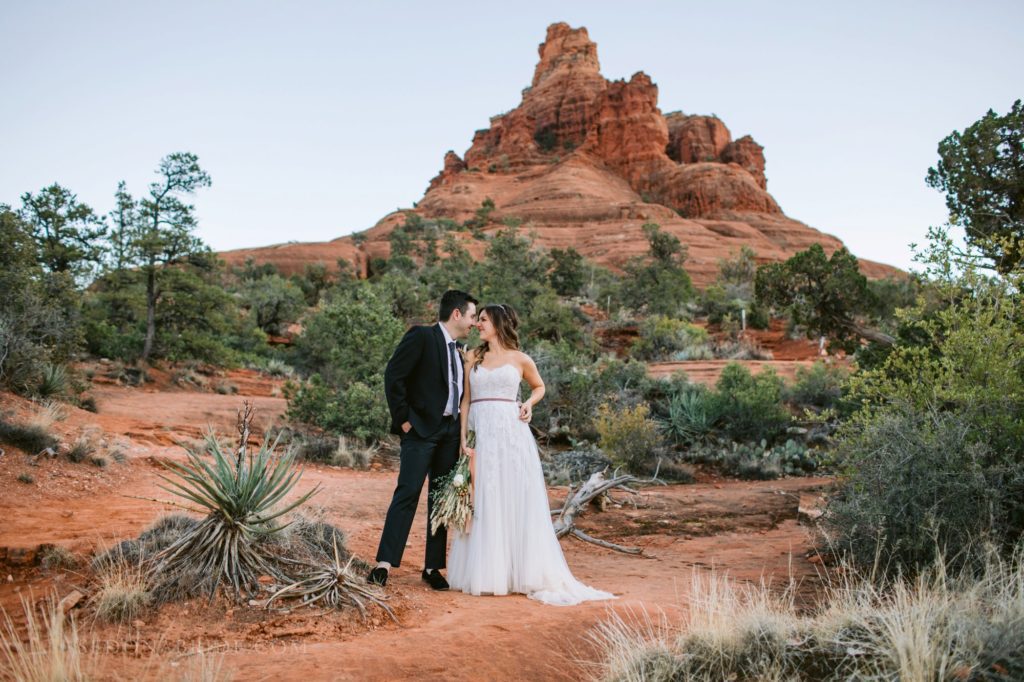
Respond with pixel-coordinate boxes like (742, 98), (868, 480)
(448, 341), (459, 416)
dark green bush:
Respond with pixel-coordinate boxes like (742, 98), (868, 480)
(631, 315), (707, 361)
(826, 402), (1024, 575)
(786, 361), (849, 409)
(0, 208), (83, 394)
(710, 363), (790, 444)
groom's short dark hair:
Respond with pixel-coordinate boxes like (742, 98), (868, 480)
(439, 289), (478, 321)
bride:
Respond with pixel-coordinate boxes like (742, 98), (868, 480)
(448, 303), (614, 606)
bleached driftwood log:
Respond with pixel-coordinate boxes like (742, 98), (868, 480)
(551, 463), (663, 555)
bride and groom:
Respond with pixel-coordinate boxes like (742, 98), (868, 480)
(366, 290), (613, 606)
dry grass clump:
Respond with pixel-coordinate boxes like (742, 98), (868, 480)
(1, 593), (91, 681)
(66, 429), (101, 463)
(287, 433), (376, 470)
(92, 514), (199, 575)
(93, 555), (151, 623)
(330, 436), (376, 469)
(589, 549), (1024, 681)
(0, 413), (59, 454)
(40, 545), (79, 571)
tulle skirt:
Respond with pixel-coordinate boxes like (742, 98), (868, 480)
(448, 402), (615, 606)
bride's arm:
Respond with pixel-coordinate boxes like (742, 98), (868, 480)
(518, 353), (545, 423)
(460, 351), (474, 457)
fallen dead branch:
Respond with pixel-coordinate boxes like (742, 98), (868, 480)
(551, 462), (664, 556)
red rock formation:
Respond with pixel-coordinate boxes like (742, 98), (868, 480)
(722, 135), (767, 189)
(666, 113), (732, 164)
(427, 150), (466, 191)
(219, 22), (903, 287)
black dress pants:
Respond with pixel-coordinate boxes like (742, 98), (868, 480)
(375, 415), (460, 569)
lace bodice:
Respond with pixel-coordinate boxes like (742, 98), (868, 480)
(469, 364), (521, 402)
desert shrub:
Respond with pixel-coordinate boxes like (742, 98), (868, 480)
(40, 546), (78, 571)
(0, 414), (59, 453)
(786, 361), (848, 409)
(289, 285), (403, 441)
(238, 273), (306, 335)
(594, 403), (663, 473)
(288, 433), (376, 469)
(0, 208), (83, 395)
(684, 439), (817, 479)
(67, 434), (95, 463)
(262, 358), (294, 378)
(17, 472), (34, 484)
(147, 436), (318, 601)
(542, 448), (613, 486)
(540, 353), (652, 441)
(548, 247), (585, 296)
(523, 291), (585, 344)
(826, 403), (1023, 575)
(662, 386), (718, 446)
(631, 315), (706, 361)
(286, 376), (390, 442)
(90, 454), (109, 468)
(590, 552), (1024, 682)
(710, 363), (790, 444)
(271, 511), (364, 570)
(620, 224), (694, 317)
(294, 285), (404, 387)
(477, 226), (553, 317)
(709, 335), (773, 360)
(84, 266), (263, 365)
(214, 381), (238, 395)
(92, 515), (199, 576)
(829, 232), (1024, 572)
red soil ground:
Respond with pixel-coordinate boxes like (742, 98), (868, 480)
(1, 366), (830, 681)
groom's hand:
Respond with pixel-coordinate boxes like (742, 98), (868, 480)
(401, 421), (412, 433)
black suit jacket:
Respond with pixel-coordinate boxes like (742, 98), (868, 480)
(384, 324), (464, 437)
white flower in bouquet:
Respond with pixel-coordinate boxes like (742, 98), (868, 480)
(430, 453), (474, 535)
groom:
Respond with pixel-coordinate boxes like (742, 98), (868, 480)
(368, 289), (478, 590)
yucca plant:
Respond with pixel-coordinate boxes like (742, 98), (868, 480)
(37, 363), (68, 398)
(266, 534), (396, 621)
(149, 432), (320, 601)
(663, 389), (718, 445)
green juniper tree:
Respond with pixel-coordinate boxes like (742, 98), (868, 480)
(127, 152), (213, 362)
(926, 99), (1024, 273)
(20, 183), (107, 281)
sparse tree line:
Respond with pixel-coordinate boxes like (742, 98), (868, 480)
(2, 103), (1022, 584)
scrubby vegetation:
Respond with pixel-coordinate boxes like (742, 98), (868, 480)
(591, 551), (1024, 681)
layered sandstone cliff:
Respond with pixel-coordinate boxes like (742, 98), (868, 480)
(222, 22), (900, 286)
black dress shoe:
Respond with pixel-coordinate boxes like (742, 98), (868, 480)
(421, 569), (450, 591)
(367, 567), (388, 586)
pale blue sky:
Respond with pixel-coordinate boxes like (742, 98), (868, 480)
(2, 1), (1021, 271)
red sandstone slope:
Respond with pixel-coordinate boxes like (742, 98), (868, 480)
(221, 23), (901, 286)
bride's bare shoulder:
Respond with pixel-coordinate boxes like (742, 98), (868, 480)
(513, 350), (537, 369)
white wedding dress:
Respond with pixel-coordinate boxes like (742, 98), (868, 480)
(448, 363), (615, 606)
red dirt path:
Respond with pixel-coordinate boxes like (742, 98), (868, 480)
(0, 369), (829, 681)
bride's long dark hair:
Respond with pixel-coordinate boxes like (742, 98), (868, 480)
(473, 303), (520, 371)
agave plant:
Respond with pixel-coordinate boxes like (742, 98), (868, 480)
(266, 534), (396, 621)
(663, 389), (718, 445)
(149, 434), (319, 601)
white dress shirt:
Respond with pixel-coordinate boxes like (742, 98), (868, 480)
(438, 322), (462, 416)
